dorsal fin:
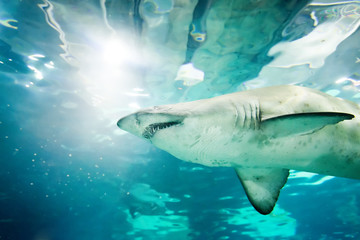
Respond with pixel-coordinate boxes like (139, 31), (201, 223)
(261, 112), (354, 138)
(235, 167), (289, 215)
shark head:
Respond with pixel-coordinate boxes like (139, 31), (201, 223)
(117, 106), (186, 140)
(117, 97), (246, 165)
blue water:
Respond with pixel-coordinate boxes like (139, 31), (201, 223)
(1, 0), (360, 239)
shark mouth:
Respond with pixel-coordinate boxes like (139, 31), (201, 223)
(142, 121), (182, 139)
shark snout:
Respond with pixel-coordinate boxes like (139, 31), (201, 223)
(117, 113), (143, 137)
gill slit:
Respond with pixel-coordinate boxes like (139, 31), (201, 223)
(231, 101), (240, 129)
(231, 100), (260, 130)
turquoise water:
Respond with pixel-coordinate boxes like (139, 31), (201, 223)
(1, 0), (360, 239)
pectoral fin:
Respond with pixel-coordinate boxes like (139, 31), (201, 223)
(235, 167), (289, 215)
(261, 112), (354, 138)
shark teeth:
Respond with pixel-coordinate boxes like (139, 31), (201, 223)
(143, 121), (182, 139)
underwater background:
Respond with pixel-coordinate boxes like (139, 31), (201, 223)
(1, 0), (360, 239)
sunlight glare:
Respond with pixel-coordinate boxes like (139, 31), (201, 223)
(27, 65), (44, 80)
(101, 37), (140, 67)
(76, 33), (147, 122)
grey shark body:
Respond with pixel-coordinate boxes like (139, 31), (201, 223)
(117, 85), (360, 214)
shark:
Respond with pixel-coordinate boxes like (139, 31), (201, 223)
(117, 85), (360, 214)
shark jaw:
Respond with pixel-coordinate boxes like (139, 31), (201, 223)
(142, 121), (183, 139)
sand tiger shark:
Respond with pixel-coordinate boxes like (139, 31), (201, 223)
(117, 85), (360, 214)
